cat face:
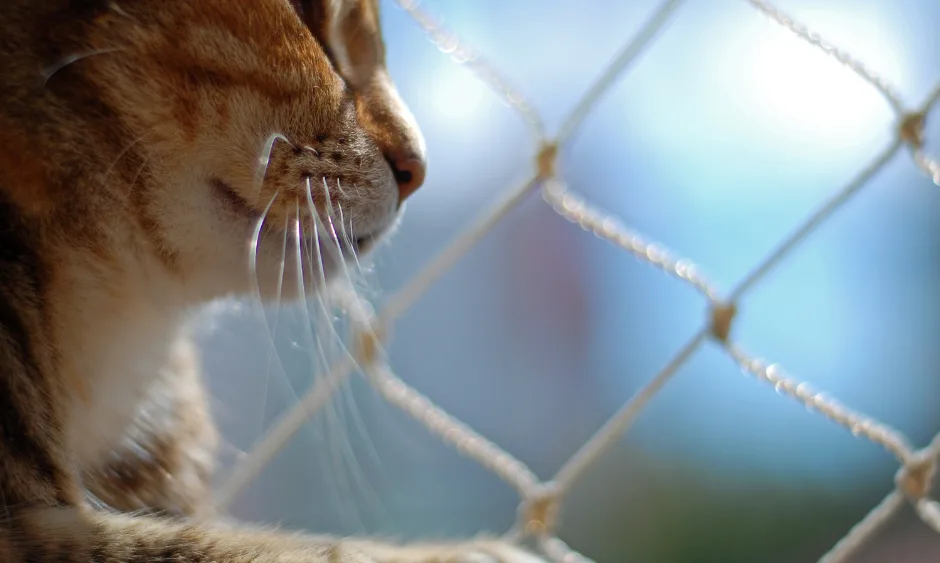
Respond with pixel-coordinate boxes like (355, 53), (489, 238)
(81, 0), (425, 300)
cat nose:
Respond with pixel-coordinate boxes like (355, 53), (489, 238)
(386, 151), (426, 204)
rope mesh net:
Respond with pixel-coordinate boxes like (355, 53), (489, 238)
(212, 1), (940, 561)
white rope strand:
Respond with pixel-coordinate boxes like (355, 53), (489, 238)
(554, 327), (710, 490)
(725, 345), (914, 465)
(365, 362), (540, 497)
(728, 140), (903, 301)
(218, 0), (940, 560)
(744, 0), (906, 114)
(210, 356), (357, 515)
(393, 0), (545, 139)
(382, 175), (541, 322)
(542, 179), (720, 301)
(556, 0), (687, 143)
(818, 491), (905, 563)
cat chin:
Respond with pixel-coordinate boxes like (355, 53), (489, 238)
(179, 256), (336, 307)
(210, 230), (362, 303)
(162, 175), (395, 305)
(208, 175), (393, 259)
(250, 251), (344, 303)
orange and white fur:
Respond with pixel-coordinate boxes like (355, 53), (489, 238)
(0, 0), (544, 561)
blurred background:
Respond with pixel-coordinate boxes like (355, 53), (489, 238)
(195, 1), (940, 561)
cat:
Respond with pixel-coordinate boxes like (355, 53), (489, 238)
(0, 0), (546, 561)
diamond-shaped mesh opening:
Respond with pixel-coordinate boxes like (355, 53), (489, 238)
(209, 1), (940, 561)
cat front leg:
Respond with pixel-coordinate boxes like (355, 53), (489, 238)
(350, 538), (549, 563)
(2, 506), (377, 563)
(82, 337), (218, 518)
(3, 506), (553, 563)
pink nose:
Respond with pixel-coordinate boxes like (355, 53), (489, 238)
(386, 153), (426, 204)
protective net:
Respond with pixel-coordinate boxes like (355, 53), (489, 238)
(212, 1), (940, 561)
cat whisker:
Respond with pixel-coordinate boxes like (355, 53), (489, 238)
(324, 206), (384, 511)
(258, 216), (291, 415)
(251, 133), (294, 202)
(40, 48), (124, 87)
(107, 2), (135, 19)
(292, 196), (367, 530)
(247, 191), (279, 303)
(242, 192), (287, 448)
(247, 191), (290, 446)
(274, 216), (289, 321)
(320, 178), (345, 256)
(319, 179), (371, 292)
(307, 203), (381, 396)
(334, 178), (349, 198)
(100, 132), (153, 186)
(353, 182), (366, 199)
(302, 182), (386, 526)
(312, 178), (366, 296)
(303, 178), (330, 286)
(301, 180), (347, 369)
(319, 177), (366, 263)
(309, 181), (387, 469)
(336, 203), (366, 279)
(292, 200), (336, 408)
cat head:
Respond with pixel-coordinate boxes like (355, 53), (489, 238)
(13, 0), (426, 302)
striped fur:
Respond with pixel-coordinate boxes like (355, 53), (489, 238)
(0, 0), (542, 561)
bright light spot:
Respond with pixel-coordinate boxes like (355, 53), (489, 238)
(425, 65), (490, 129)
(407, 62), (521, 212)
(617, 7), (910, 208)
(719, 14), (905, 143)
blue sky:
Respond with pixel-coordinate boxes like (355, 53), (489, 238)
(203, 0), (940, 538)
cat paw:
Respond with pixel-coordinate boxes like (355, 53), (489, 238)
(354, 539), (547, 563)
(449, 541), (547, 563)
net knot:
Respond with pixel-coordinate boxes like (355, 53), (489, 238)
(536, 142), (559, 179)
(709, 301), (738, 343)
(341, 295), (387, 367)
(518, 482), (561, 537)
(899, 112), (926, 149)
(355, 325), (386, 366)
(896, 452), (937, 501)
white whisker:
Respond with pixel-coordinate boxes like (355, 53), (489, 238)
(289, 200), (363, 525)
(274, 218), (289, 309)
(340, 204), (369, 279)
(255, 216), (291, 449)
(335, 177), (349, 198)
(101, 132), (153, 186)
(248, 191), (280, 289)
(128, 155), (152, 191)
(317, 181), (377, 333)
(299, 189), (366, 529)
(303, 180), (387, 521)
(251, 133), (294, 201)
(317, 193), (387, 477)
(293, 201), (330, 387)
(317, 177), (344, 262)
(40, 48), (124, 86)
(246, 192), (293, 462)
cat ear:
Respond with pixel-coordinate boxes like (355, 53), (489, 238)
(288, 0), (344, 73)
(289, 0), (386, 90)
(326, 0), (387, 88)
